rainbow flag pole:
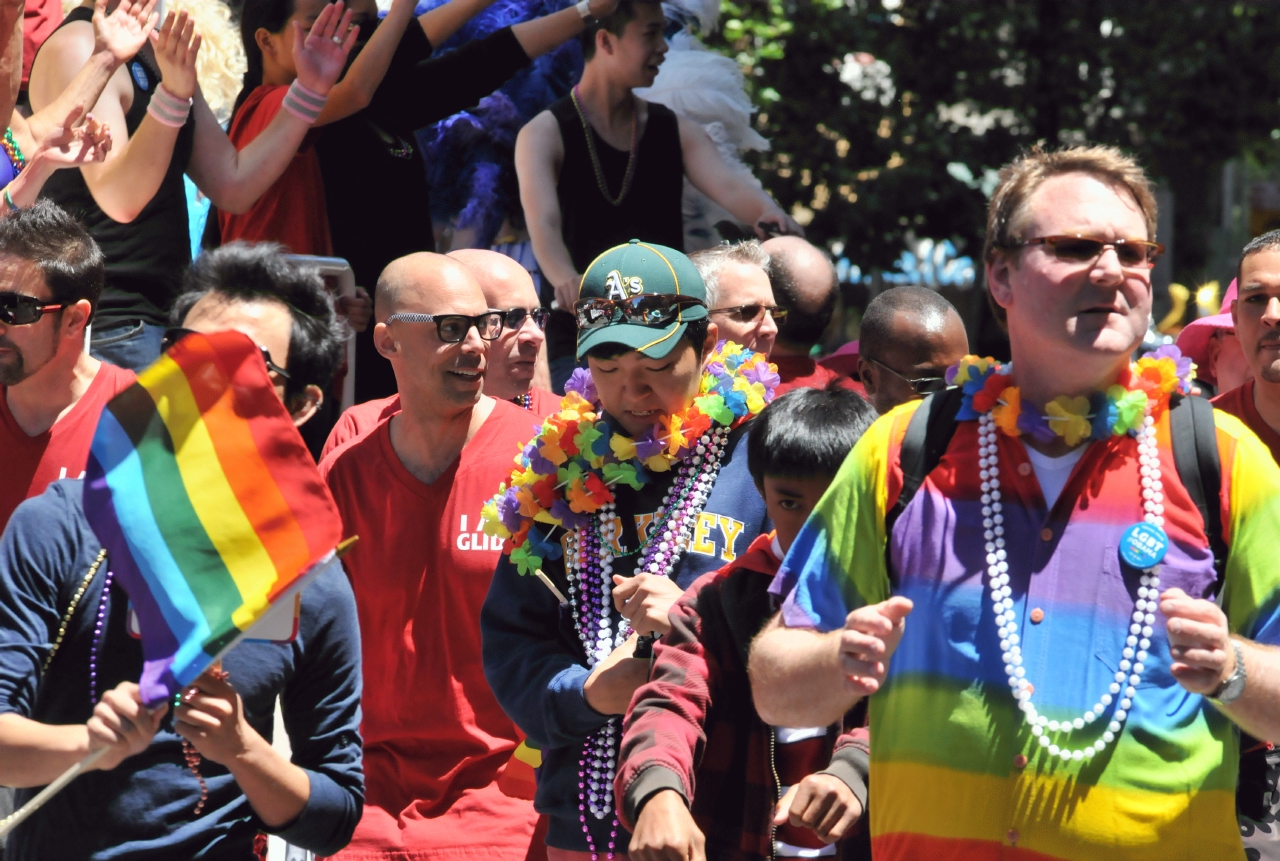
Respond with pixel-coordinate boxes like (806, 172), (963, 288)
(0, 331), (344, 838)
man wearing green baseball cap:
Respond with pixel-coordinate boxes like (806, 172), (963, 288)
(482, 240), (776, 859)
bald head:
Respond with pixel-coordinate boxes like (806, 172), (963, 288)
(764, 237), (838, 351)
(448, 248), (539, 310)
(375, 252), (485, 322)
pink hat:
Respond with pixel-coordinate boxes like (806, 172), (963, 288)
(819, 339), (860, 377)
(1175, 279), (1238, 386)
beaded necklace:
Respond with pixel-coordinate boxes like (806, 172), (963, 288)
(952, 347), (1194, 761)
(570, 86), (639, 207)
(512, 392), (534, 411)
(2, 128), (25, 176)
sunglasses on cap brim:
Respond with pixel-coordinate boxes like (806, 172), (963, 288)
(574, 295), (706, 331)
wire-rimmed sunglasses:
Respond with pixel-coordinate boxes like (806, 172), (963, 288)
(1007, 235), (1164, 269)
(865, 356), (948, 395)
(161, 327), (291, 380)
(574, 295), (706, 331)
(0, 292), (63, 325)
(385, 311), (504, 342)
(709, 303), (789, 324)
(497, 307), (550, 331)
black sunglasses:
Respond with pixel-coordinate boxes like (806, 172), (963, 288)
(1008, 235), (1164, 269)
(0, 293), (63, 325)
(574, 295), (706, 331)
(498, 307), (550, 331)
(709, 303), (789, 324)
(866, 357), (948, 395)
(161, 327), (291, 380)
(384, 311), (504, 343)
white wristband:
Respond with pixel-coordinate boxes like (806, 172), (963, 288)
(576, 0), (594, 21)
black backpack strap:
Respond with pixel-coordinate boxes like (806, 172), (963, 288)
(884, 388), (965, 583)
(1168, 394), (1227, 594)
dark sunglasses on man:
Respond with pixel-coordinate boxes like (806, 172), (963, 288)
(0, 292), (63, 325)
(384, 311), (504, 343)
(161, 327), (291, 380)
(497, 307), (550, 332)
(1007, 235), (1164, 269)
(865, 356), (948, 396)
(574, 295), (706, 331)
(709, 303), (789, 324)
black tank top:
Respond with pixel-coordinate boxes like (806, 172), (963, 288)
(546, 96), (684, 358)
(549, 96), (683, 268)
(37, 6), (196, 327)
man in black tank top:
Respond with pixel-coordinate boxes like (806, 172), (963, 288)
(516, 0), (801, 388)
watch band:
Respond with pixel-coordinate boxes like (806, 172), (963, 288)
(576, 0), (594, 21)
(1210, 640), (1247, 706)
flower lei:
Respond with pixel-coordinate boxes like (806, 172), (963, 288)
(481, 341), (779, 571)
(948, 345), (1196, 445)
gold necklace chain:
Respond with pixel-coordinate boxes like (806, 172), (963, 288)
(570, 86), (639, 207)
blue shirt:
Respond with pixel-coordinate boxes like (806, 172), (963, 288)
(0, 480), (365, 860)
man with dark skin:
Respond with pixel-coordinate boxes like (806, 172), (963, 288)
(855, 285), (969, 415)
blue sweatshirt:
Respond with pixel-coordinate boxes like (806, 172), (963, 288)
(0, 480), (364, 860)
(480, 421), (768, 852)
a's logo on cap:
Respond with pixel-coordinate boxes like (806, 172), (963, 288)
(604, 270), (644, 300)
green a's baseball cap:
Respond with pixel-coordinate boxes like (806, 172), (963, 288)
(575, 239), (708, 360)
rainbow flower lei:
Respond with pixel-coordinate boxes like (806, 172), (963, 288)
(481, 341), (779, 576)
(948, 345), (1196, 446)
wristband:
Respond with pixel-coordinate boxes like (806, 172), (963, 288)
(576, 0), (594, 21)
(3, 188), (17, 212)
(147, 84), (192, 128)
(281, 79), (327, 125)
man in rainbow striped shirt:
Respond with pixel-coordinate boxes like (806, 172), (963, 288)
(748, 144), (1280, 860)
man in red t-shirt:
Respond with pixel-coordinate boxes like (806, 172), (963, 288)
(1213, 234), (1280, 463)
(320, 253), (545, 860)
(0, 201), (133, 532)
(320, 249), (556, 458)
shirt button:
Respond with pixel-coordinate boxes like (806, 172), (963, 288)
(1030, 608), (1045, 624)
(1013, 753), (1028, 769)
(1006, 828), (1020, 846)
(1040, 527), (1053, 542)
(1026, 683), (1034, 695)
(1018, 462), (1032, 476)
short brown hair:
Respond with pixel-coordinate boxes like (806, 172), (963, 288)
(983, 144), (1158, 322)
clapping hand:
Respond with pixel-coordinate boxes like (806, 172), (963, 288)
(150, 10), (200, 101)
(292, 2), (359, 98)
(94, 0), (160, 66)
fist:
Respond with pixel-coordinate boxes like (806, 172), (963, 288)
(86, 682), (167, 772)
(773, 772), (862, 845)
(1160, 587), (1236, 696)
(839, 596), (913, 696)
(629, 789), (706, 861)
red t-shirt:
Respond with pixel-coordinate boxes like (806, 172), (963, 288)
(320, 400), (544, 859)
(772, 353), (864, 397)
(219, 85), (332, 255)
(321, 390), (556, 460)
(0, 362), (134, 530)
(1213, 379), (1280, 463)
(22, 0), (61, 87)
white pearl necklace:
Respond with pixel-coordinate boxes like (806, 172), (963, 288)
(978, 409), (1162, 761)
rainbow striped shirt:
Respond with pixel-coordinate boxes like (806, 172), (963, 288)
(775, 399), (1280, 860)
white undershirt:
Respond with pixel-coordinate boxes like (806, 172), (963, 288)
(1024, 444), (1088, 510)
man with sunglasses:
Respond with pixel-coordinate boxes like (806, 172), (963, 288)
(749, 145), (1280, 860)
(0, 200), (135, 533)
(320, 249), (556, 458)
(856, 285), (968, 415)
(691, 239), (782, 358)
(319, 252), (550, 861)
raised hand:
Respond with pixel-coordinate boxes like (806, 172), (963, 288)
(292, 2), (358, 97)
(93, 0), (160, 66)
(34, 106), (113, 166)
(149, 10), (200, 101)
(838, 596), (913, 696)
(86, 682), (167, 772)
(773, 773), (862, 845)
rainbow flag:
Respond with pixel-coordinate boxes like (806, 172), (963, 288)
(83, 331), (343, 705)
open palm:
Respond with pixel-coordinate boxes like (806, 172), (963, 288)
(292, 1), (358, 96)
(94, 0), (160, 65)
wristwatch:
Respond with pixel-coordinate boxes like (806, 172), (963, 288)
(576, 0), (594, 21)
(1209, 640), (1247, 706)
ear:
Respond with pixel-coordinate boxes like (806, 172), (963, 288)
(703, 321), (718, 355)
(857, 357), (878, 396)
(289, 385), (322, 427)
(254, 27), (279, 63)
(596, 28), (615, 57)
(985, 253), (1015, 314)
(61, 299), (93, 342)
(373, 321), (397, 360)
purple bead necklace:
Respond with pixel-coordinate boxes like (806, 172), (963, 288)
(565, 425), (727, 859)
(88, 568), (115, 704)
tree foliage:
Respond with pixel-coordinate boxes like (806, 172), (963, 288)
(708, 0), (1280, 284)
